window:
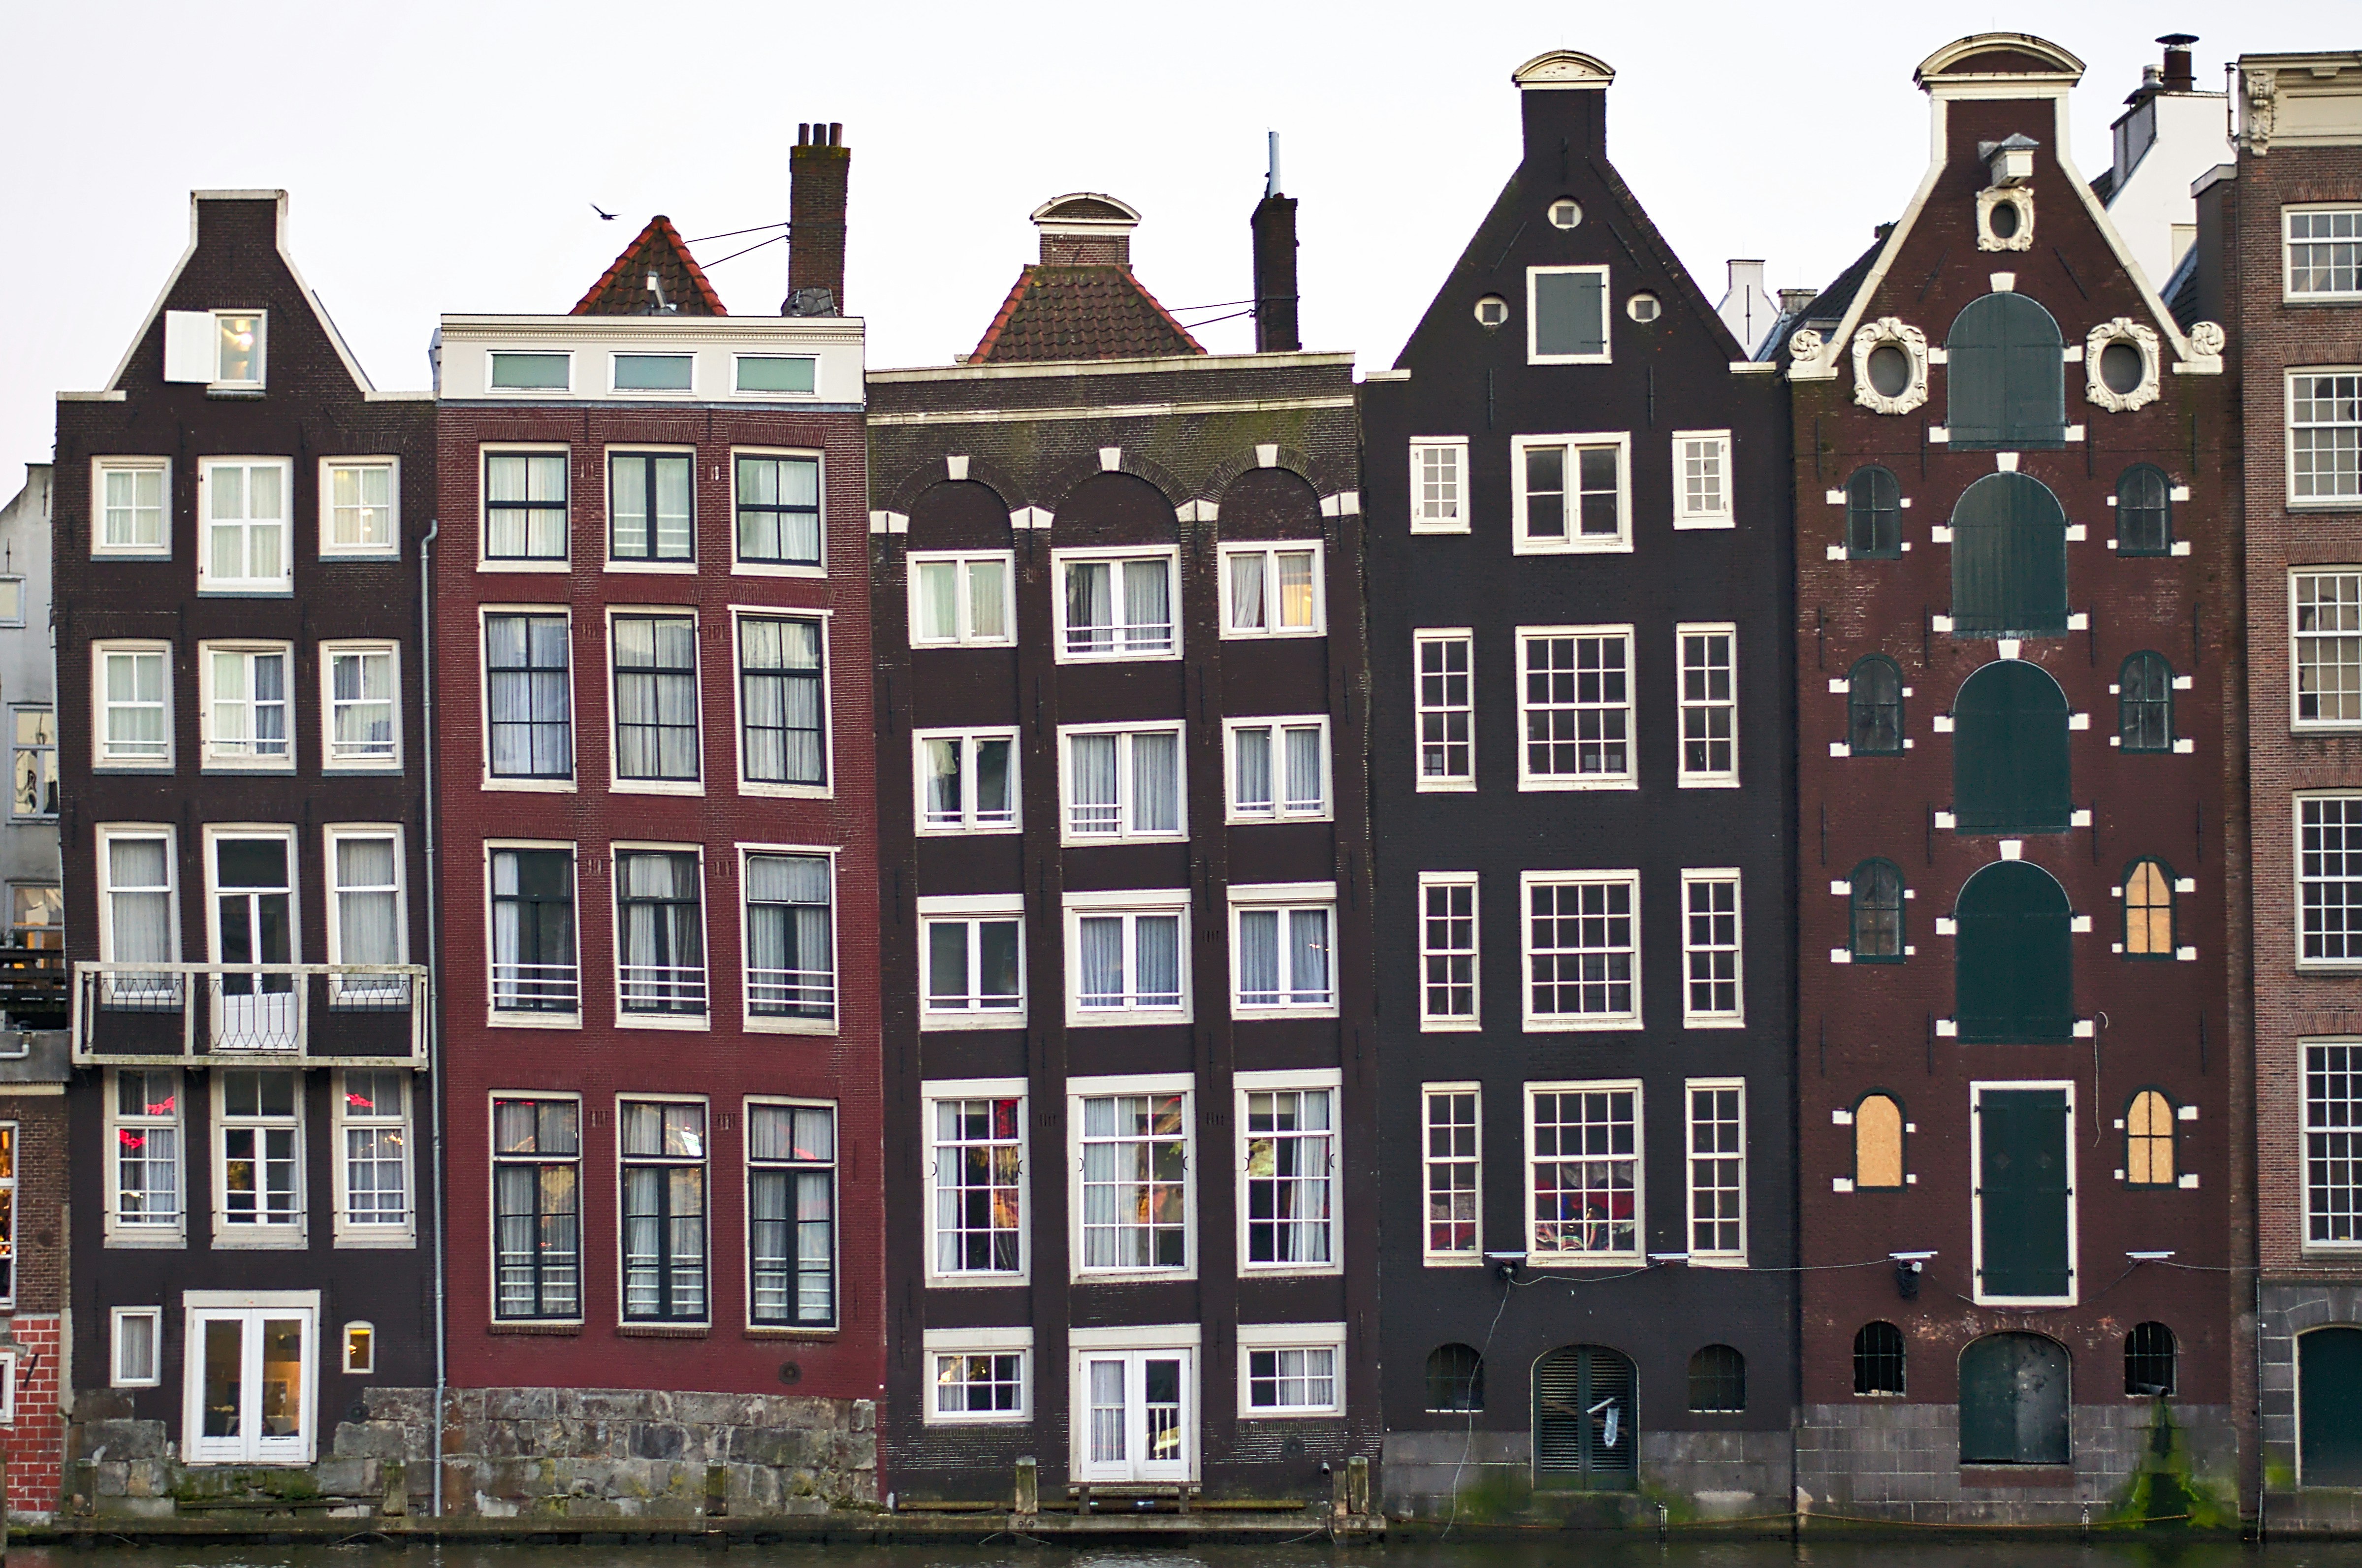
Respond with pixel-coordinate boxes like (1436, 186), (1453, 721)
(201, 644), (292, 767)
(493, 1097), (581, 1318)
(484, 452), (570, 562)
(1688, 1345), (1746, 1412)
(2126, 1322), (2177, 1396)
(162, 309), (266, 388)
(1410, 439), (1468, 532)
(1956, 861), (2075, 1043)
(1415, 631), (1474, 788)
(748, 1101), (835, 1326)
(1532, 1345), (1636, 1483)
(1973, 1085), (2075, 1304)
(2298, 573), (2362, 727)
(612, 353), (692, 392)
(607, 451), (693, 562)
(1062, 724), (1183, 841)
(198, 458), (291, 592)
(736, 355), (817, 395)
(1528, 1082), (1640, 1261)
(1230, 886), (1335, 1015)
(484, 613), (572, 780)
(326, 828), (405, 1001)
(1945, 291), (2066, 449)
(1950, 472), (2070, 637)
(2118, 652), (2175, 752)
(915, 730), (1017, 834)
(1523, 871), (1640, 1030)
(95, 458), (168, 554)
(488, 352), (570, 391)
(1953, 659), (2071, 832)
(2116, 464), (2172, 555)
(336, 1070), (410, 1239)
(489, 847), (577, 1016)
(2312, 1043), (2362, 1248)
(734, 454), (822, 567)
(1672, 431), (1732, 527)
(1847, 657), (1904, 755)
(620, 1099), (707, 1322)
(1520, 627), (1633, 788)
(1854, 1321), (1906, 1395)
(1854, 1094), (1905, 1188)
(0, 576), (23, 626)
(920, 897), (1025, 1024)
(1680, 871), (1742, 1025)
(2302, 797), (2362, 965)
(1073, 1082), (1190, 1274)
(2123, 859), (2175, 958)
(614, 849), (704, 1016)
(320, 460), (397, 556)
(323, 644), (398, 768)
(1425, 1344), (1484, 1411)
(1225, 718), (1329, 821)
(0, 1125), (14, 1299)
(182, 1298), (315, 1466)
(928, 1088), (1025, 1278)
(1419, 873), (1479, 1028)
(1677, 626), (1737, 784)
(925, 1331), (1030, 1422)
(95, 644), (170, 768)
(112, 1307), (163, 1387)
(1056, 550), (1178, 660)
(1423, 1084), (1480, 1261)
(215, 1070), (301, 1239)
(1528, 264), (1609, 363)
(2126, 1089), (2176, 1187)
(2289, 208), (2362, 299)
(1239, 1079), (1337, 1269)
(1686, 1080), (1745, 1260)
(11, 708), (54, 818)
(910, 552), (1014, 646)
(738, 616), (826, 788)
(98, 829), (179, 1002)
(12, 886), (60, 954)
(1512, 434), (1628, 551)
(744, 852), (836, 1024)
(1240, 1325), (1345, 1416)
(1221, 544), (1324, 637)
(208, 832), (296, 1052)
(344, 1322), (374, 1375)
(611, 614), (700, 784)
(2293, 372), (2362, 503)
(1067, 893), (1189, 1023)
(111, 1069), (182, 1237)
(1846, 465), (1901, 559)
(1850, 859), (1905, 962)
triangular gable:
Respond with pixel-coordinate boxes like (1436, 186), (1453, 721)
(573, 215), (728, 317)
(969, 265), (1203, 365)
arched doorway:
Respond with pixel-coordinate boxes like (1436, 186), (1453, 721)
(2301, 1327), (2362, 1485)
(1959, 1332), (2070, 1464)
(1532, 1344), (1636, 1488)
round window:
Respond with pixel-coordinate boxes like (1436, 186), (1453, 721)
(1627, 292), (1661, 323)
(1474, 295), (1509, 329)
(2100, 340), (2145, 395)
(1548, 198), (1582, 229)
(1865, 343), (1913, 399)
(1988, 200), (2021, 240)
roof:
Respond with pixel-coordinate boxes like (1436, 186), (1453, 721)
(968, 264), (1204, 365)
(572, 215), (727, 317)
(1771, 235), (1886, 362)
(2159, 241), (2202, 331)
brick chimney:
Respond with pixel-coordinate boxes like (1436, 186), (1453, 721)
(785, 122), (849, 317)
(1032, 194), (1137, 266)
(1251, 133), (1299, 353)
(2159, 32), (2198, 93)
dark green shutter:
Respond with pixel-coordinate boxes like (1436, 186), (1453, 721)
(1533, 271), (1605, 357)
(1955, 861), (2074, 1042)
(1532, 1345), (1637, 1488)
(1952, 659), (2072, 832)
(1977, 1090), (2072, 1297)
(1950, 473), (2069, 638)
(2302, 1329), (2362, 1485)
(1959, 1332), (2071, 1463)
(1947, 293), (2066, 450)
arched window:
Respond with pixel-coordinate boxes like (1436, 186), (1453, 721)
(1688, 1345), (1746, 1412)
(2116, 464), (2173, 555)
(1950, 472), (2070, 637)
(1952, 660), (2071, 832)
(1946, 292), (2067, 450)
(2127, 1090), (2176, 1186)
(1955, 860), (2074, 1043)
(1853, 1321), (1906, 1395)
(2119, 652), (2175, 752)
(1959, 1333), (2071, 1464)
(1533, 1344), (1636, 1488)
(2125, 1322), (2177, 1396)
(1848, 657), (1904, 754)
(2124, 860), (2175, 958)
(1847, 466), (1902, 559)
(1426, 1343), (1485, 1412)
(1854, 1094), (1905, 1187)
(1850, 859), (1905, 961)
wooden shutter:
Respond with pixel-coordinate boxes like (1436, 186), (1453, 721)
(1532, 1348), (1586, 1475)
(1959, 1332), (2071, 1463)
(1955, 862), (2074, 1043)
(2302, 1329), (2362, 1485)
(1952, 658), (2071, 832)
(1949, 473), (2068, 638)
(1976, 1090), (2072, 1297)
(1947, 293), (2066, 450)
(163, 310), (217, 384)
(1532, 1344), (1636, 1487)
(1855, 1095), (1904, 1186)
(1533, 271), (1605, 357)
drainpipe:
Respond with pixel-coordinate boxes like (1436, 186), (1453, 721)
(418, 517), (446, 1520)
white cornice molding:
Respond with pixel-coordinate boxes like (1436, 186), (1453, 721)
(1512, 49), (1614, 91)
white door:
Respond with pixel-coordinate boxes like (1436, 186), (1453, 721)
(1073, 1347), (1193, 1483)
(186, 1306), (314, 1464)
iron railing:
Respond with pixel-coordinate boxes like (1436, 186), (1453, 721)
(72, 961), (428, 1066)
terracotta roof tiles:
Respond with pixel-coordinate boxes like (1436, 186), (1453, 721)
(572, 215), (728, 317)
(969, 264), (1204, 365)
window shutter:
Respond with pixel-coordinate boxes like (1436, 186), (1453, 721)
(1949, 473), (2068, 638)
(1532, 1344), (1636, 1488)
(1946, 294), (2066, 450)
(1977, 1091), (2072, 1297)
(1955, 861), (2074, 1043)
(163, 311), (216, 383)
(1952, 659), (2071, 833)
(1959, 1332), (2071, 1463)
(1533, 272), (1605, 357)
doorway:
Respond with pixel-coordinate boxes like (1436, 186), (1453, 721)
(1532, 1344), (1637, 1488)
(2301, 1326), (2362, 1485)
(182, 1294), (317, 1464)
(1071, 1344), (1194, 1484)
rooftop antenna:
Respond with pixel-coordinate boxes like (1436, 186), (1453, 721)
(646, 270), (670, 315)
(1265, 130), (1281, 199)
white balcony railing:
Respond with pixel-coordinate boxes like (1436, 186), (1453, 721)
(746, 965), (835, 1020)
(617, 962), (707, 1016)
(73, 962), (427, 1066)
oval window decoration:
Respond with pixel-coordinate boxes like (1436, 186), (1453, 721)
(1976, 187), (2035, 252)
(1474, 294), (1510, 330)
(1627, 292), (1661, 323)
(1850, 317), (1930, 416)
(1548, 198), (1582, 229)
(2083, 317), (2162, 413)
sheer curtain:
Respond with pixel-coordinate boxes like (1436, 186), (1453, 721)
(108, 837), (172, 962)
(779, 621), (823, 783)
(335, 835), (400, 998)
(1229, 552), (1266, 631)
(1076, 917), (1122, 1006)
(974, 738), (1013, 824)
(654, 456), (693, 558)
(1277, 550), (1315, 628)
(781, 458), (820, 563)
(1131, 732), (1178, 833)
(612, 619), (657, 776)
(1082, 1096), (1120, 1267)
(1289, 908), (1331, 1005)
(968, 560), (1008, 640)
(917, 562), (960, 640)
(1236, 910), (1278, 1004)
(249, 463), (286, 581)
(1284, 726), (1323, 813)
(653, 619), (698, 778)
(1234, 729), (1272, 814)
(1070, 736), (1118, 833)
(1134, 915), (1181, 1006)
(1067, 562), (1112, 652)
(746, 854), (831, 1015)
(610, 454), (649, 556)
(924, 739), (963, 825)
(1089, 1361), (1127, 1463)
(1125, 560), (1172, 650)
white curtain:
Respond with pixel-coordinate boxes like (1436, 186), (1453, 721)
(1277, 550), (1315, 627)
(924, 739), (962, 824)
(1089, 1361), (1127, 1463)
(335, 836), (399, 967)
(1130, 732), (1178, 833)
(1067, 562), (1112, 651)
(1288, 908), (1331, 1004)
(967, 560), (1007, 640)
(1070, 735), (1118, 832)
(654, 456), (692, 557)
(1285, 726), (1323, 812)
(1134, 914), (1181, 1006)
(1229, 552), (1266, 630)
(610, 454), (649, 555)
(1076, 917), (1122, 1005)
(108, 837), (172, 963)
(1237, 909), (1278, 1003)
(1125, 559), (1171, 649)
(746, 854), (830, 1012)
(1081, 1096), (1121, 1267)
(1234, 729), (1272, 812)
(780, 458), (820, 563)
(248, 464), (285, 580)
(917, 562), (959, 640)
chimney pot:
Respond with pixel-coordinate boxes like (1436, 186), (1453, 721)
(2158, 32), (2197, 93)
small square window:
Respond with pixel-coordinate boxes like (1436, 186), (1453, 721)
(1512, 435), (1629, 552)
(94, 459), (170, 556)
(343, 1322), (375, 1374)
(1528, 266), (1610, 364)
(321, 460), (399, 556)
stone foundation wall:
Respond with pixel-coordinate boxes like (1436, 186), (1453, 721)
(2258, 1280), (2362, 1532)
(1380, 1428), (1792, 1526)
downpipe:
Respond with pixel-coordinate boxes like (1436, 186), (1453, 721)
(419, 518), (447, 1521)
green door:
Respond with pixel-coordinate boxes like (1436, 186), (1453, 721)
(1533, 1345), (1637, 1489)
(1950, 473), (2069, 638)
(1977, 1089), (2072, 1299)
(1947, 292), (2067, 450)
(1952, 658), (2071, 832)
(1954, 861), (2074, 1043)
(2301, 1328), (2362, 1485)
(1959, 1333), (2071, 1463)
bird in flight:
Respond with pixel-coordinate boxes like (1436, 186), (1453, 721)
(591, 203), (617, 221)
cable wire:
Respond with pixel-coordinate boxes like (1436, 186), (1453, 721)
(685, 220), (790, 244)
(702, 231), (791, 268)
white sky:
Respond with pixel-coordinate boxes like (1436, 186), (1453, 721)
(1, 0), (2348, 500)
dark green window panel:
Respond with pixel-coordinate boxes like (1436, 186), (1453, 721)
(1950, 472), (2069, 638)
(1975, 1091), (2073, 1300)
(1952, 659), (2071, 833)
(2118, 652), (2175, 752)
(1849, 858), (1905, 961)
(1532, 1344), (1636, 1488)
(2116, 464), (2173, 555)
(1532, 270), (1606, 358)
(1946, 292), (2067, 450)
(1848, 656), (1904, 754)
(1959, 1331), (2071, 1462)
(2303, 1328), (2362, 1485)
(1955, 860), (2074, 1043)
(1847, 465), (1901, 559)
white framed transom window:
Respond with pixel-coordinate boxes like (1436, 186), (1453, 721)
(1220, 542), (1325, 638)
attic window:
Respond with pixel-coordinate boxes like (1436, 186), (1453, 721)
(490, 353), (571, 392)
(1548, 199), (1582, 229)
(1866, 346), (1911, 399)
(2099, 343), (2143, 395)
(1989, 203), (2020, 241)
(613, 354), (693, 392)
(736, 356), (818, 395)
(1628, 293), (1661, 324)
(1474, 295), (1509, 330)
(1528, 266), (1609, 364)
(162, 309), (267, 389)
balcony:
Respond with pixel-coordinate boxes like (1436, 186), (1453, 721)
(72, 962), (428, 1066)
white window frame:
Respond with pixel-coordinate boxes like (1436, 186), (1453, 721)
(1680, 868), (1744, 1029)
(105, 1066), (185, 1247)
(1525, 1078), (1644, 1266)
(110, 1306), (163, 1387)
(737, 842), (839, 1035)
(92, 456), (170, 557)
(92, 640), (174, 771)
(913, 727), (1021, 836)
(318, 640), (402, 771)
(743, 1096), (839, 1330)
(479, 605), (575, 792)
(478, 444), (573, 571)
(484, 839), (580, 1028)
(1414, 629), (1475, 792)
(1236, 1321), (1347, 1418)
(601, 443), (699, 572)
(210, 1067), (306, 1248)
(2286, 204), (2362, 303)
(331, 1067), (415, 1247)
(1218, 541), (1327, 639)
(609, 840), (709, 1029)
(2305, 1038), (2362, 1252)
(1676, 623), (1739, 787)
(318, 456), (400, 559)
(1521, 869), (1643, 1032)
(734, 354), (820, 400)
(195, 456), (294, 594)
(1068, 1071), (1196, 1282)
(1422, 1081), (1482, 1265)
(1969, 1079), (2079, 1307)
(923, 1077), (1029, 1287)
(614, 1093), (712, 1326)
(729, 447), (827, 577)
(731, 607), (832, 799)
(1228, 882), (1339, 1019)
(1526, 263), (1612, 366)
(324, 823), (408, 1004)
(1517, 625), (1636, 791)
(1068, 1327), (1200, 1484)
(203, 821), (300, 967)
(1409, 438), (1470, 534)
(922, 1327), (1032, 1424)
(1684, 1077), (1748, 1266)
(2290, 369), (2362, 507)
(918, 894), (1026, 1030)
(1511, 433), (1631, 553)
(1051, 545), (1182, 664)
(2294, 570), (2362, 731)
(180, 1290), (318, 1466)
(343, 1321), (375, 1375)
(96, 823), (181, 1009)
(1671, 430), (1734, 528)
(1234, 1067), (1343, 1277)
(1222, 716), (1331, 823)
(608, 352), (696, 398)
(2299, 792), (2362, 969)
(7, 706), (53, 820)
(1058, 721), (1187, 844)
(606, 607), (703, 796)
(202, 308), (268, 388)
(197, 640), (296, 771)
(908, 550), (1018, 647)
(1063, 889), (1193, 1026)
(485, 350), (574, 395)
(1418, 871), (1480, 1031)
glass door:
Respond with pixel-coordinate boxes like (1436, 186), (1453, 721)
(213, 837), (295, 1050)
(1073, 1347), (1193, 1483)
(186, 1305), (314, 1464)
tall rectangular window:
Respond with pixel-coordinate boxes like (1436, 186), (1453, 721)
(1520, 628), (1633, 788)
(916, 730), (1018, 833)
(1513, 433), (1628, 551)
(929, 1090), (1024, 1278)
(748, 1101), (835, 1325)
(738, 616), (826, 787)
(920, 899), (1024, 1023)
(1419, 873), (1478, 1028)
(1524, 871), (1641, 1029)
(2307, 1042), (2362, 1246)
(743, 852), (834, 1022)
(2292, 372), (2362, 503)
(321, 460), (397, 555)
(1528, 265), (1609, 363)
(1672, 431), (1733, 527)
(493, 1097), (580, 1318)
(323, 644), (398, 767)
(98, 829), (177, 1004)
(95, 458), (167, 554)
(1075, 1087), (1189, 1274)
(201, 644), (292, 766)
(327, 829), (405, 1001)
(1068, 896), (1188, 1022)
(1221, 544), (1324, 637)
(1062, 725), (1183, 841)
(734, 454), (822, 567)
(484, 452), (570, 562)
(2296, 572), (2362, 727)
(1230, 888), (1335, 1014)
(1681, 870), (1743, 1026)
(111, 1068), (182, 1233)
(338, 1070), (410, 1235)
(612, 615), (700, 783)
(1528, 1082), (1640, 1261)
(217, 1069), (301, 1235)
(1410, 439), (1469, 533)
(199, 458), (291, 591)
(1423, 1084), (1480, 1262)
(607, 452), (693, 561)
(95, 644), (170, 768)
(483, 613), (572, 779)
(911, 552), (1015, 646)
(1416, 631), (1474, 787)
(1225, 718), (1328, 821)
(1056, 551), (1177, 659)
(2289, 208), (2362, 300)
(1241, 1084), (1336, 1269)
(2301, 796), (2362, 965)
(1686, 1080), (1745, 1262)
(11, 708), (55, 819)
(615, 850), (704, 1015)
(620, 1099), (707, 1322)
(489, 847), (577, 1015)
(1677, 625), (1738, 784)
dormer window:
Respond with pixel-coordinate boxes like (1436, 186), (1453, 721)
(162, 309), (267, 389)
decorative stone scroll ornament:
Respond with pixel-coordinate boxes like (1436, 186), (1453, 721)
(1788, 328), (1824, 362)
(1975, 187), (2035, 252)
(2245, 67), (2276, 155)
(2083, 318), (2162, 412)
(2187, 320), (2227, 373)
(1850, 317), (1931, 416)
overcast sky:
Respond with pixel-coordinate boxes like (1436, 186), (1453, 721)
(1, 0), (2348, 500)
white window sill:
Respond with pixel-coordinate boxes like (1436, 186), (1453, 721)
(196, 586), (296, 598)
(1075, 1266), (1197, 1286)
(1683, 1015), (1747, 1030)
(920, 1012), (1029, 1032)
(1409, 524), (1472, 537)
(1233, 1005), (1341, 1022)
(91, 549), (172, 562)
(743, 1324), (842, 1339)
(603, 560), (699, 575)
(1052, 650), (1184, 667)
(104, 1229), (188, 1249)
(1226, 811), (1336, 826)
(1239, 1405), (1344, 1421)
(922, 1411), (1031, 1427)
(1512, 539), (1632, 556)
(1061, 832), (1190, 848)
(924, 1272), (1030, 1291)
(1525, 1254), (1643, 1270)
(333, 1228), (418, 1250)
(738, 779), (833, 800)
(201, 763), (298, 776)
(1523, 1014), (1642, 1033)
(488, 1012), (583, 1030)
(1678, 776), (1742, 790)
(482, 776), (577, 793)
(1671, 517), (1736, 531)
(1067, 1010), (1194, 1029)
(322, 760), (403, 775)
(1415, 778), (1478, 794)
(1519, 776), (1638, 793)
(741, 1015), (840, 1036)
(610, 779), (704, 796)
(477, 559), (574, 574)
(1688, 1254), (1751, 1269)
(213, 1229), (309, 1250)
(1424, 1253), (1486, 1268)
(730, 562), (829, 579)
(1419, 1019), (1484, 1034)
(1236, 1261), (1343, 1279)
(94, 762), (176, 774)
(319, 548), (402, 563)
(911, 639), (1020, 652)
(1220, 628), (1328, 642)
(613, 1012), (713, 1031)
